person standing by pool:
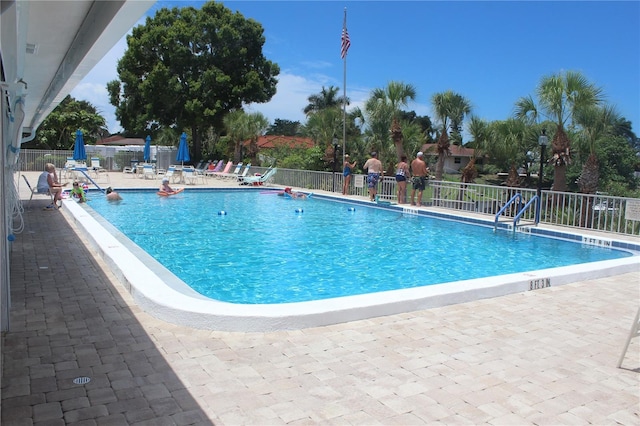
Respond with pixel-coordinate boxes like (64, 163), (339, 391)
(395, 155), (410, 204)
(342, 154), (357, 195)
(410, 152), (429, 206)
(363, 152), (383, 202)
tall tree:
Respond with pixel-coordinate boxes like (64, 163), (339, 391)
(223, 110), (268, 163)
(574, 105), (620, 194)
(303, 108), (342, 168)
(366, 81), (417, 161)
(267, 119), (301, 136)
(431, 91), (472, 180)
(303, 86), (348, 116)
(27, 95), (107, 150)
(245, 112), (269, 162)
(107, 1), (279, 161)
(515, 70), (603, 191)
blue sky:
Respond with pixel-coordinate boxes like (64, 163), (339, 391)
(72, 1), (640, 139)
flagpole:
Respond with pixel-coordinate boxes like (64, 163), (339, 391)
(342, 8), (347, 172)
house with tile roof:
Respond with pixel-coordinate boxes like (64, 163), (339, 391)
(420, 143), (476, 173)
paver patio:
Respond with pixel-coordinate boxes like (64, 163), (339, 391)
(2, 171), (639, 424)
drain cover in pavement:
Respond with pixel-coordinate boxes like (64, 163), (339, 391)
(73, 376), (91, 385)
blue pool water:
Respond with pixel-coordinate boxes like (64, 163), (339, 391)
(86, 190), (631, 304)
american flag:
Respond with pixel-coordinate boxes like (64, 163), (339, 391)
(341, 27), (351, 59)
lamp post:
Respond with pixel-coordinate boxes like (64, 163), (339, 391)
(535, 129), (548, 224)
(332, 136), (339, 192)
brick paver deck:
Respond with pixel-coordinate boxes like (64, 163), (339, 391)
(2, 171), (639, 424)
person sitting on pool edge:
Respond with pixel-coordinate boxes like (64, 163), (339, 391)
(105, 187), (122, 201)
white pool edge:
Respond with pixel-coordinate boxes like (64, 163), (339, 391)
(64, 199), (640, 332)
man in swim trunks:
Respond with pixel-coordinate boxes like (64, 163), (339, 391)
(410, 151), (429, 206)
(362, 151), (383, 201)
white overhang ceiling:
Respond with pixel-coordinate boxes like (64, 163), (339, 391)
(1, 0), (154, 139)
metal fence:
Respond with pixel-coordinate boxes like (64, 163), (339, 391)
(16, 147), (178, 173)
(265, 168), (640, 236)
(16, 150), (640, 236)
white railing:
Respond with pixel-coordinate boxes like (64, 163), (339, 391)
(429, 180), (640, 236)
(265, 169), (639, 236)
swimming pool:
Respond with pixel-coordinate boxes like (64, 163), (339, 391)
(85, 190), (633, 305)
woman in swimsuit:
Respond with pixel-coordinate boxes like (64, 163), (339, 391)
(395, 155), (410, 204)
(342, 154), (357, 195)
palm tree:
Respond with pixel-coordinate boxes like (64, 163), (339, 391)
(364, 81), (416, 166)
(303, 108), (343, 168)
(515, 71), (603, 191)
(303, 86), (349, 116)
(431, 91), (472, 180)
(223, 110), (252, 163)
(572, 105), (620, 227)
(245, 112), (269, 162)
(575, 105), (620, 194)
(465, 116), (490, 181)
(366, 81), (417, 162)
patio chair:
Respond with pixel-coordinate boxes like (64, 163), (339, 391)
(224, 163), (249, 181)
(218, 162), (243, 180)
(22, 174), (53, 205)
(195, 161), (210, 176)
(182, 167), (204, 185)
(235, 164), (253, 183)
(209, 161), (233, 178)
(240, 167), (277, 186)
(165, 165), (181, 183)
(62, 158), (76, 179)
(142, 163), (156, 180)
(204, 160), (223, 177)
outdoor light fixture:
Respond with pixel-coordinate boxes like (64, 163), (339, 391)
(536, 129), (548, 223)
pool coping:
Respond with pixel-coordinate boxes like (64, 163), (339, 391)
(64, 190), (640, 331)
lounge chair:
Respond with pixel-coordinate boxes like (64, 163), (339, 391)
(217, 162), (242, 180)
(165, 165), (181, 183)
(240, 167), (277, 186)
(142, 163), (155, 180)
(225, 163), (250, 181)
(210, 161), (233, 178)
(182, 167), (204, 185)
(203, 160), (222, 176)
(235, 164), (253, 183)
(195, 161), (210, 176)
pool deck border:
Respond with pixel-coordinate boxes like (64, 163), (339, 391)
(64, 188), (640, 332)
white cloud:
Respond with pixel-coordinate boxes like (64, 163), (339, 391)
(245, 72), (373, 125)
(245, 72), (317, 123)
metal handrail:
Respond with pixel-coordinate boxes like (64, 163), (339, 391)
(494, 193), (522, 230)
(513, 196), (538, 228)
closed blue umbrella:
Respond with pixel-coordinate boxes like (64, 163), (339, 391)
(73, 129), (86, 162)
(144, 135), (151, 162)
(176, 132), (190, 166)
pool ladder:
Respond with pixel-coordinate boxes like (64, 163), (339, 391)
(494, 193), (539, 232)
